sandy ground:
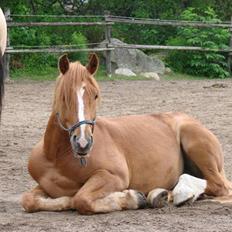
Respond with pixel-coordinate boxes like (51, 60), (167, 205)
(1, 79), (232, 232)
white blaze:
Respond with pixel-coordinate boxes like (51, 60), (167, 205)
(77, 84), (88, 148)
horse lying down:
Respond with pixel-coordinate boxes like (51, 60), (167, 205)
(21, 54), (232, 214)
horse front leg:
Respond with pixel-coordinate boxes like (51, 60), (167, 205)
(21, 186), (72, 212)
(71, 170), (147, 215)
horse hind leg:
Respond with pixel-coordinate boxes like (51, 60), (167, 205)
(147, 188), (171, 208)
(208, 169), (232, 204)
(178, 120), (232, 203)
(148, 119), (232, 208)
(21, 185), (72, 212)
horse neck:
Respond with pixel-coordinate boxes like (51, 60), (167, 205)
(44, 112), (71, 161)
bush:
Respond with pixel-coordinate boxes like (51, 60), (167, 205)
(69, 32), (88, 63)
(10, 26), (88, 75)
(166, 7), (230, 78)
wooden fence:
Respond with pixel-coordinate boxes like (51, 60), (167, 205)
(4, 10), (232, 78)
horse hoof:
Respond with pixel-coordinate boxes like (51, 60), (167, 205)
(136, 191), (147, 209)
(123, 190), (147, 209)
(21, 192), (38, 213)
(147, 188), (169, 208)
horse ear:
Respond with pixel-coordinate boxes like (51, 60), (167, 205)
(58, 54), (69, 75)
(86, 53), (99, 75)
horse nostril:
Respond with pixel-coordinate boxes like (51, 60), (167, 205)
(73, 135), (77, 141)
(72, 135), (78, 144)
(71, 135), (79, 147)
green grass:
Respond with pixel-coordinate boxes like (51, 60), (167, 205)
(11, 66), (59, 81)
(11, 66), (220, 82)
(10, 66), (149, 81)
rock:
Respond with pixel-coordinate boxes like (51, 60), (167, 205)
(99, 38), (165, 74)
(165, 67), (172, 74)
(203, 83), (228, 89)
(141, 72), (160, 80)
(115, 68), (136, 77)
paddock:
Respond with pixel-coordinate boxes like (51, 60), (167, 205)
(1, 78), (232, 231)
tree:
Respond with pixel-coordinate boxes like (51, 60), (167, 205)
(166, 8), (230, 78)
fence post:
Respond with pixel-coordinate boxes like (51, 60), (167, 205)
(228, 16), (232, 75)
(104, 12), (112, 77)
(4, 9), (10, 80)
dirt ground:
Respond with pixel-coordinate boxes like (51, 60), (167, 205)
(1, 78), (232, 232)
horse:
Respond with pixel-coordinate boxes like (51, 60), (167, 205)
(21, 54), (232, 214)
(0, 8), (7, 119)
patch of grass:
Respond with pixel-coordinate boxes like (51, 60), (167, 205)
(11, 65), (220, 82)
(11, 66), (58, 81)
(10, 66), (149, 82)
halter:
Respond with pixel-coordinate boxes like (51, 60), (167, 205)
(56, 112), (96, 137)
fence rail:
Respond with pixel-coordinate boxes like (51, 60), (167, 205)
(106, 16), (232, 28)
(109, 44), (232, 52)
(6, 47), (113, 54)
(3, 12), (232, 78)
(7, 21), (113, 27)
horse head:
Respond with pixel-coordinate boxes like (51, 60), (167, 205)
(53, 54), (100, 160)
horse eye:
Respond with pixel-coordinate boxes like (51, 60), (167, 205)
(95, 94), (98, 100)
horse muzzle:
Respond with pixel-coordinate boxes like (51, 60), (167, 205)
(70, 134), (93, 157)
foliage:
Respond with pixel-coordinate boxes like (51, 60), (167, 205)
(166, 7), (230, 78)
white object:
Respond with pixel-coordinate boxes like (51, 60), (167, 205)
(141, 72), (160, 80)
(115, 68), (136, 77)
(173, 174), (206, 206)
(0, 8), (7, 55)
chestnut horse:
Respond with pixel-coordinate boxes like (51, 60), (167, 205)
(22, 54), (232, 214)
(0, 8), (7, 118)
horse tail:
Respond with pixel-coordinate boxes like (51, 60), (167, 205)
(0, 50), (3, 119)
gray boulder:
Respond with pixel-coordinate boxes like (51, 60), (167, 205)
(100, 38), (165, 74)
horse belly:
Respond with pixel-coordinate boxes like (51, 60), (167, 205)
(129, 149), (183, 193)
(127, 129), (183, 194)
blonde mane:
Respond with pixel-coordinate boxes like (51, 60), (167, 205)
(53, 61), (99, 115)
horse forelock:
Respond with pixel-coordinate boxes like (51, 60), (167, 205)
(53, 61), (99, 116)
